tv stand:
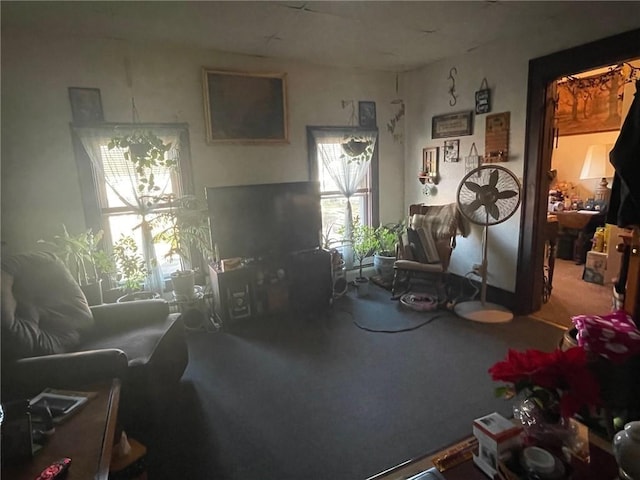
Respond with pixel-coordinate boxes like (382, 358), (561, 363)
(209, 249), (332, 327)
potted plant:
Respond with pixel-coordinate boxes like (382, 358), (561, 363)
(341, 134), (375, 164)
(373, 224), (399, 283)
(351, 220), (378, 297)
(38, 225), (114, 305)
(108, 130), (175, 195)
(153, 194), (213, 299)
(112, 234), (158, 302)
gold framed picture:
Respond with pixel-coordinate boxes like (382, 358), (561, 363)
(202, 69), (288, 144)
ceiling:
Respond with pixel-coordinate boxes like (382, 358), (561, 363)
(3, 1), (640, 72)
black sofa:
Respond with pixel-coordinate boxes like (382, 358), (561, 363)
(1, 251), (188, 423)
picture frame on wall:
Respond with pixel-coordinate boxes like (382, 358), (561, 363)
(556, 68), (624, 136)
(443, 139), (460, 162)
(68, 87), (104, 124)
(422, 147), (439, 179)
(358, 101), (377, 127)
(432, 111), (473, 139)
(202, 69), (288, 143)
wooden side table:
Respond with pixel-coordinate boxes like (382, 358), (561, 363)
(1, 379), (120, 480)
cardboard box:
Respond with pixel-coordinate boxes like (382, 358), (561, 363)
(583, 250), (607, 285)
(472, 412), (522, 477)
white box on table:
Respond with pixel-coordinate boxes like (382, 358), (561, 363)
(472, 412), (522, 478)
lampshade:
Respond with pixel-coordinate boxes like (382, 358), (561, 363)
(579, 144), (615, 180)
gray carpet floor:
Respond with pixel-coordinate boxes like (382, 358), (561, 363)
(144, 284), (564, 480)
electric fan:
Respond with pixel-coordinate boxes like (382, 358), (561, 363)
(454, 165), (522, 323)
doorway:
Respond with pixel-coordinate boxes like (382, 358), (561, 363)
(515, 28), (640, 320)
(532, 63), (640, 328)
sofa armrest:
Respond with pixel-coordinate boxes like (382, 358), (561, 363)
(90, 299), (170, 334)
(2, 349), (128, 399)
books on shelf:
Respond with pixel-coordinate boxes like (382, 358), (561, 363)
(29, 388), (96, 424)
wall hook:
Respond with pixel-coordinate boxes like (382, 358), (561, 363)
(448, 67), (458, 106)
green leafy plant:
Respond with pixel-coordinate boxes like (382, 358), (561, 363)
(108, 130), (175, 195)
(152, 194), (213, 272)
(375, 225), (398, 256)
(112, 234), (148, 292)
(352, 219), (378, 279)
(38, 225), (114, 285)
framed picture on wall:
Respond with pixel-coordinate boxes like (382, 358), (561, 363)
(556, 68), (625, 136)
(358, 101), (377, 127)
(202, 69), (288, 144)
(432, 111), (473, 139)
(443, 139), (460, 162)
(68, 87), (104, 124)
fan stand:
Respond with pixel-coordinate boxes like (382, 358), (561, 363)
(454, 223), (514, 323)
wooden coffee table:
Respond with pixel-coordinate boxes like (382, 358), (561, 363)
(2, 379), (120, 480)
(368, 429), (618, 480)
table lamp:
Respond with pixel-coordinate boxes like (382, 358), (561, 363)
(580, 144), (615, 206)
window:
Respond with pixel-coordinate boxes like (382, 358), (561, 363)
(73, 124), (194, 287)
(307, 127), (379, 248)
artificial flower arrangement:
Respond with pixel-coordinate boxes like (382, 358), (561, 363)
(489, 346), (601, 421)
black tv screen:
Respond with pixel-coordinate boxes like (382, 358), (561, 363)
(206, 181), (322, 260)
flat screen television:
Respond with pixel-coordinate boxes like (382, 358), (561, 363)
(206, 181), (322, 260)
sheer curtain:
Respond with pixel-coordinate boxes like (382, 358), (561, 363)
(313, 130), (377, 265)
(74, 125), (182, 293)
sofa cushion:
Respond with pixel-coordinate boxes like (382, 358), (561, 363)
(1, 252), (93, 359)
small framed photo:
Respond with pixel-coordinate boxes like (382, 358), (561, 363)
(444, 139), (460, 162)
(68, 87), (104, 124)
(358, 101), (376, 127)
(422, 147), (439, 176)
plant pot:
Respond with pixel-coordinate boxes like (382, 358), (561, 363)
(355, 277), (370, 297)
(117, 290), (161, 303)
(342, 140), (370, 157)
(102, 287), (125, 304)
(81, 279), (103, 306)
(373, 254), (396, 282)
(171, 270), (196, 299)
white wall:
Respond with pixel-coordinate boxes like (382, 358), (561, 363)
(403, 32), (638, 293)
(1, 34), (405, 252)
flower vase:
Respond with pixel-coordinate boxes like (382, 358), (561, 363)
(513, 395), (576, 458)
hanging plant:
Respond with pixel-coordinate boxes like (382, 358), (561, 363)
(341, 134), (374, 164)
(108, 130), (176, 195)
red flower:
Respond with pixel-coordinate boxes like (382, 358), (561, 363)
(489, 346), (601, 418)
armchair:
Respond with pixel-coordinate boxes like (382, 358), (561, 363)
(1, 252), (188, 423)
(391, 203), (467, 300)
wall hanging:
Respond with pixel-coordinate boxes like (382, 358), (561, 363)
(443, 139), (460, 163)
(358, 101), (376, 127)
(475, 78), (491, 114)
(202, 69), (288, 144)
(556, 67), (625, 136)
(387, 74), (405, 143)
(419, 147), (439, 185)
(448, 67), (458, 106)
(432, 111), (473, 139)
(484, 112), (510, 163)
(464, 142), (481, 175)
(68, 87), (104, 124)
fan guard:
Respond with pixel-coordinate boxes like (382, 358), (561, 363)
(454, 165), (522, 323)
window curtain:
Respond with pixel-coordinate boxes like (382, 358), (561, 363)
(74, 125), (181, 293)
(314, 130), (377, 264)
